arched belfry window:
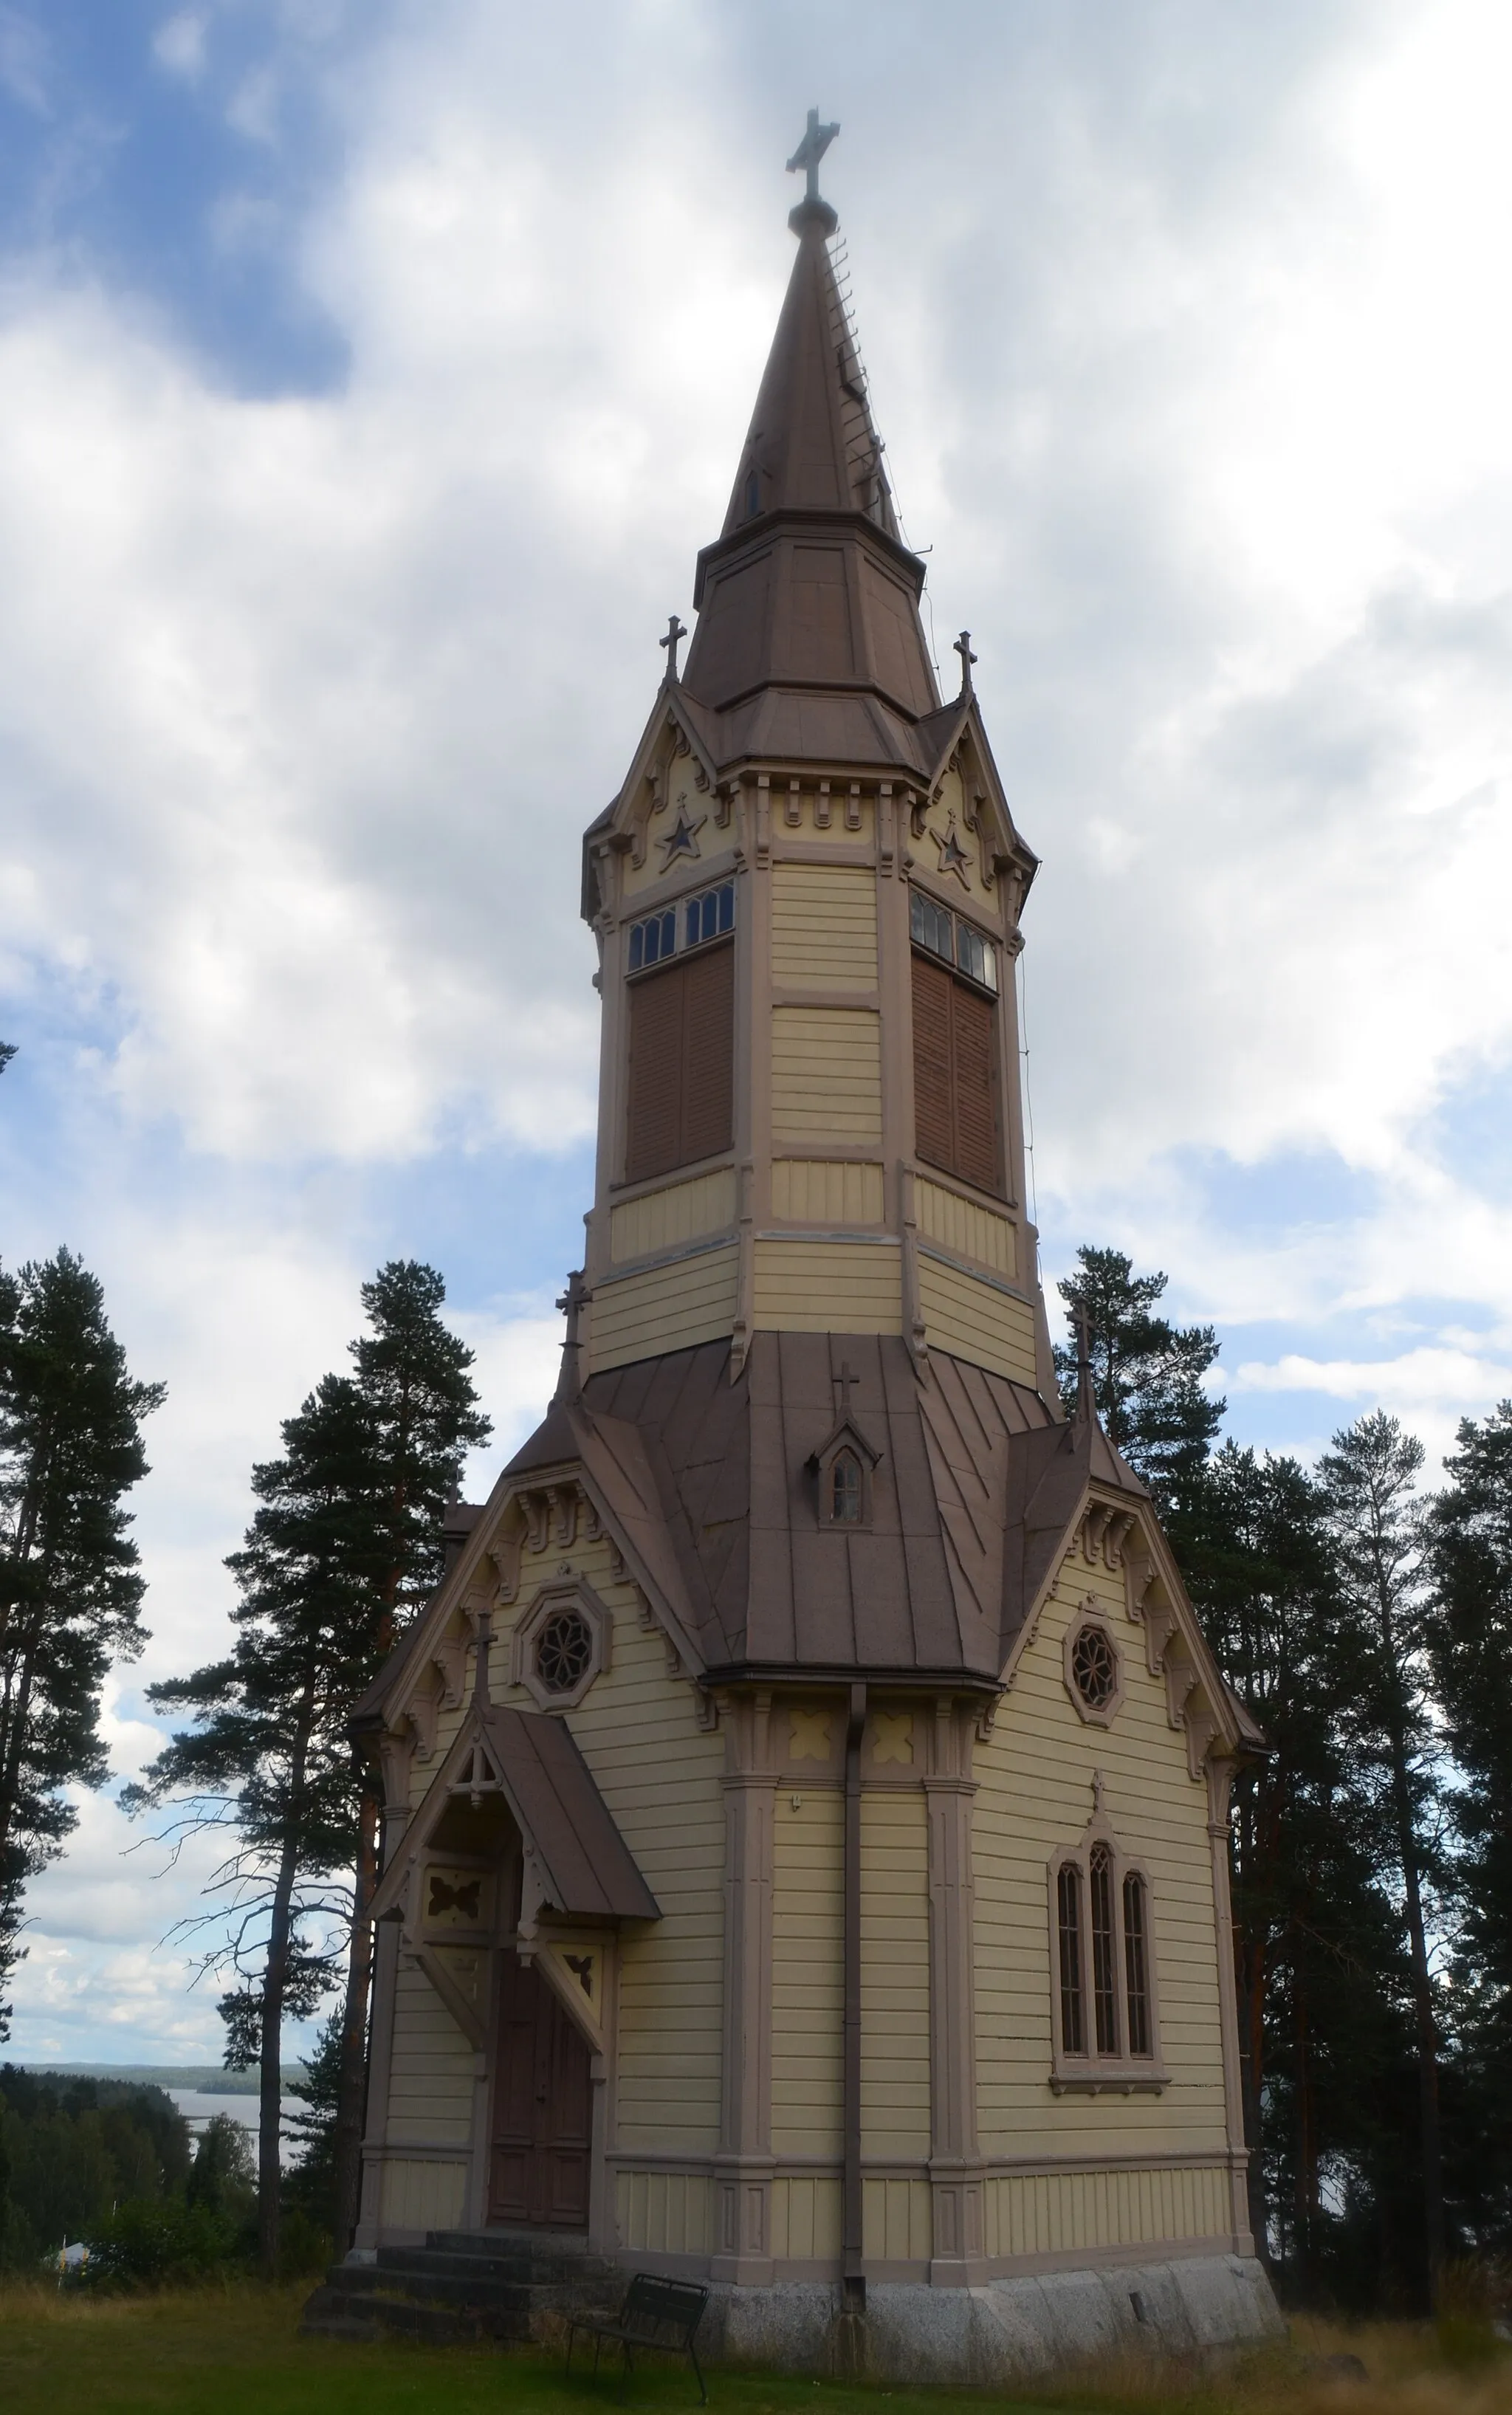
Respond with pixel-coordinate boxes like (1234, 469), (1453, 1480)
(1048, 1791), (1165, 2095)
(830, 1449), (862, 1525)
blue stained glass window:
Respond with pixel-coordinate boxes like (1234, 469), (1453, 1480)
(629, 883), (736, 980)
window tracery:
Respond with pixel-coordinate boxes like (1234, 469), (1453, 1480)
(1048, 1799), (1164, 2094)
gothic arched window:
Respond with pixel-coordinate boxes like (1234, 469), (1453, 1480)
(1049, 1827), (1164, 2092)
(830, 1449), (862, 1526)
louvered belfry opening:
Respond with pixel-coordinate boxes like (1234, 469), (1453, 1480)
(910, 950), (1002, 1197)
(625, 939), (735, 1184)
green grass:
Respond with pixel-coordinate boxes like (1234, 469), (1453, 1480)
(0, 2284), (1030, 2415)
(2, 2282), (1511, 2415)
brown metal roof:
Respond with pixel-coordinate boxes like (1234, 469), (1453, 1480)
(482, 1704), (661, 1921)
(678, 214), (943, 753)
(504, 1335), (1144, 1686)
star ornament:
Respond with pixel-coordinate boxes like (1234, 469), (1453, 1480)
(659, 808), (706, 865)
(934, 815), (972, 885)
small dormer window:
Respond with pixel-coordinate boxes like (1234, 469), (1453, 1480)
(830, 1449), (862, 1525)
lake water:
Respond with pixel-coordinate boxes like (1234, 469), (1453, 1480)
(168, 2089), (306, 2168)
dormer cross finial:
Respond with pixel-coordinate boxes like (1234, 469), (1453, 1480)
(659, 615), (687, 681)
(1092, 1768), (1106, 1815)
(954, 630), (977, 697)
(833, 1358), (859, 1421)
(786, 107), (839, 208)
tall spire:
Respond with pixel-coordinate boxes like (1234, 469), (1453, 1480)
(681, 116), (938, 736)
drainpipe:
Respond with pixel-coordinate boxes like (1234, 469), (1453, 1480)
(842, 1681), (867, 2306)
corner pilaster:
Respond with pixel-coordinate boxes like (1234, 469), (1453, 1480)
(925, 1697), (986, 2284)
(712, 1690), (777, 2281)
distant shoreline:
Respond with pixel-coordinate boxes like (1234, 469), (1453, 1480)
(13, 2062), (309, 2094)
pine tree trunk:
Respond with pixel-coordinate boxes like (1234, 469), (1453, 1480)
(259, 1823), (300, 2280)
(1295, 1977), (1316, 2297)
(1392, 1742), (1446, 2298)
(332, 1786), (380, 2249)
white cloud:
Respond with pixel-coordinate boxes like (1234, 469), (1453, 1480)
(152, 13), (207, 83)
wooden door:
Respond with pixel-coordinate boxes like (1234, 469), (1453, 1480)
(489, 1953), (592, 2229)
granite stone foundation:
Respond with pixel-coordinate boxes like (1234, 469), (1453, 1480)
(701, 2256), (1285, 2384)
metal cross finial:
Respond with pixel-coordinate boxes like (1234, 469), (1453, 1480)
(954, 631), (977, 696)
(1092, 1768), (1106, 1815)
(833, 1359), (859, 1421)
(659, 615), (687, 681)
(787, 107), (839, 205)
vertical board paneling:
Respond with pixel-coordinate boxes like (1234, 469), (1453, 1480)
(861, 1792), (931, 2157)
(772, 1791), (843, 2154)
(770, 1160), (885, 1225)
(610, 1168), (737, 1262)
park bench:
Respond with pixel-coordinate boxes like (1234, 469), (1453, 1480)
(565, 2272), (710, 2402)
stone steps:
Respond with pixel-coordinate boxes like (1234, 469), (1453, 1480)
(300, 2226), (622, 2348)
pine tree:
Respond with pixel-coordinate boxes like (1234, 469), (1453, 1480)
(0, 1251), (162, 2033)
(131, 1262), (488, 2273)
(1424, 1403), (1512, 2247)
(1318, 1412), (1446, 2301)
(331, 1262), (490, 2248)
(131, 1372), (381, 2274)
(1053, 1246), (1224, 1525)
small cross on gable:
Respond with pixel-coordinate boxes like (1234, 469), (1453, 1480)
(954, 630), (977, 696)
(659, 615), (687, 681)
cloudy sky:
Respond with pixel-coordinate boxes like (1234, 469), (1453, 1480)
(3, 0), (1511, 2064)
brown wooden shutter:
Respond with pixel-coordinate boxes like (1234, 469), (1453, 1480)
(625, 939), (734, 1183)
(681, 941), (734, 1162)
(912, 954), (955, 1173)
(625, 962), (686, 1183)
(952, 983), (1000, 1193)
(912, 948), (1003, 1196)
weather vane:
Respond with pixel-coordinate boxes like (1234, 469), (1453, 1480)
(787, 108), (839, 224)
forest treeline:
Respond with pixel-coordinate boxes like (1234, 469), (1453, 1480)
(5, 1105), (1512, 2308)
(1058, 1246), (1512, 2312)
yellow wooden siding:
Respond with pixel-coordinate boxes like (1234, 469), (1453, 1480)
(770, 2174), (842, 2261)
(771, 1008), (882, 1144)
(588, 1243), (737, 1373)
(753, 1239), (901, 1335)
(385, 1958), (475, 2146)
(861, 1791), (931, 2157)
(615, 2168), (714, 2255)
(915, 1178), (1016, 1277)
(974, 1556), (1229, 2165)
(917, 1254), (1037, 1383)
(862, 2176), (933, 2264)
(501, 1535), (726, 2154)
(983, 2162), (1231, 2259)
(772, 1791), (843, 2155)
(771, 1159), (885, 1226)
(379, 2157), (468, 2233)
(772, 864), (878, 991)
(920, 770), (986, 904)
(610, 1168), (737, 1263)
